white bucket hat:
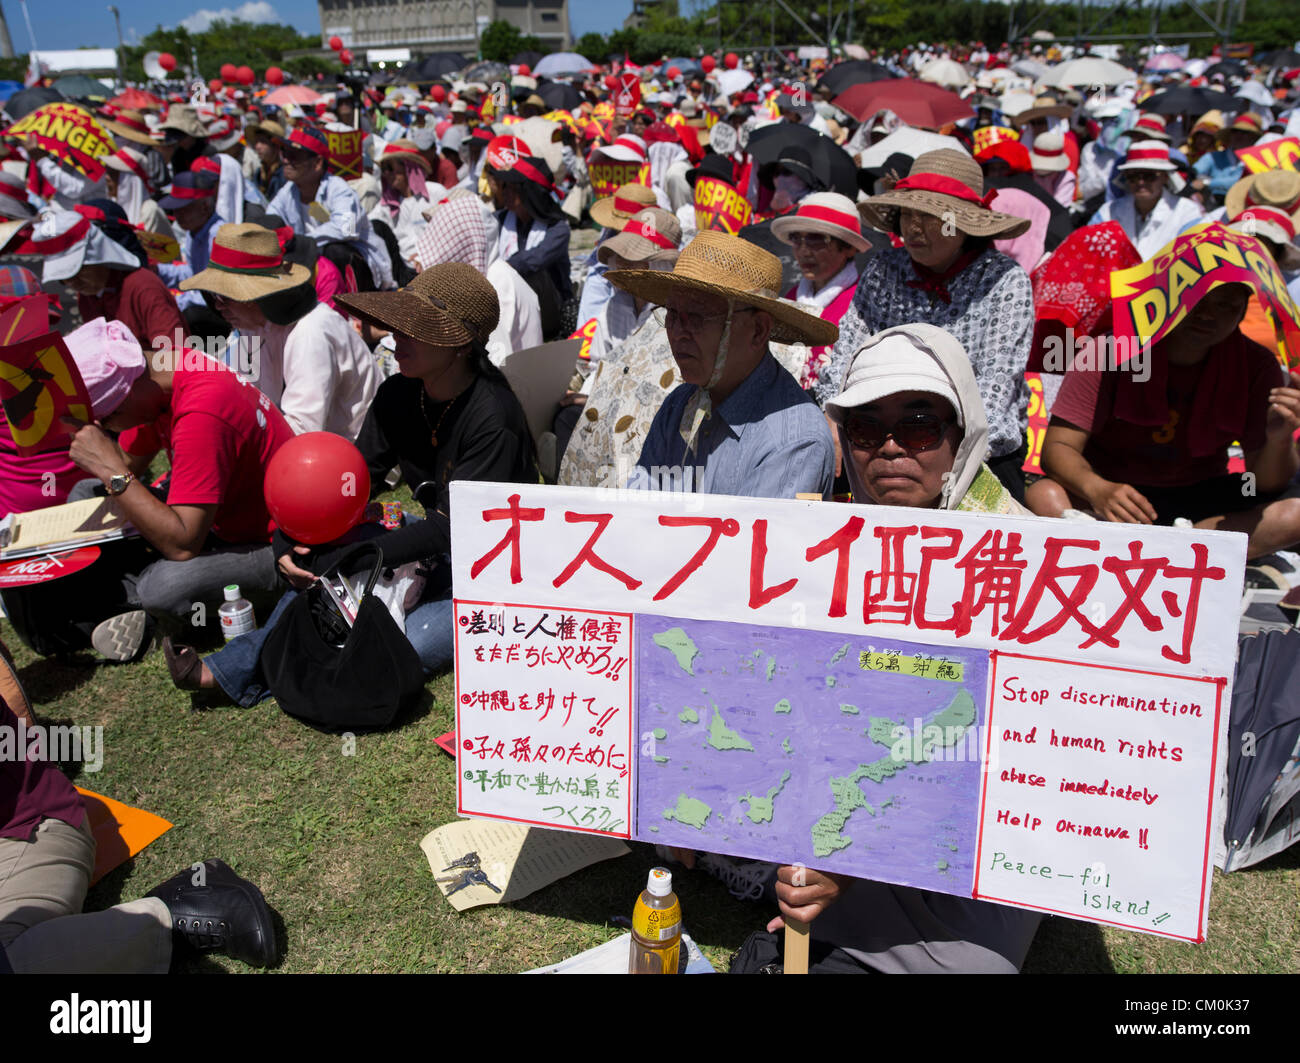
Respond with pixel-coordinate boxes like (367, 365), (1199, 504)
(771, 192), (870, 252)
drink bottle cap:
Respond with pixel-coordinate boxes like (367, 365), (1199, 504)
(646, 867), (673, 897)
(224, 584), (242, 602)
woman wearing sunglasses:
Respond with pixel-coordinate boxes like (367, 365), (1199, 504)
(773, 322), (1039, 973)
(770, 192), (868, 392)
(825, 323), (1028, 517)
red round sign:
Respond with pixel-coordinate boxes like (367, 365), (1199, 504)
(0, 546), (101, 587)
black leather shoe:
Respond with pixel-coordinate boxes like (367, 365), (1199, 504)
(147, 859), (279, 968)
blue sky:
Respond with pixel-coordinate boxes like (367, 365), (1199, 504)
(18, 0), (633, 51)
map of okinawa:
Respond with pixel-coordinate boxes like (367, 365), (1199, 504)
(636, 616), (990, 895)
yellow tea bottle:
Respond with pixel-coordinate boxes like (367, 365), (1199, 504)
(628, 867), (681, 974)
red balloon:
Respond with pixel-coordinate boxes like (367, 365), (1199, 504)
(264, 433), (370, 546)
(666, 66), (680, 79)
(221, 62), (237, 81)
(265, 66), (284, 85)
(517, 63), (530, 75)
(340, 49), (353, 66)
(701, 55), (717, 74)
(604, 75), (619, 91)
(724, 52), (739, 70)
(329, 35), (343, 51)
(237, 65), (254, 85)
(209, 79), (223, 93)
(430, 84), (447, 102)
(159, 52), (177, 72)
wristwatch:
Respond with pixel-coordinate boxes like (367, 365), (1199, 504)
(106, 473), (135, 497)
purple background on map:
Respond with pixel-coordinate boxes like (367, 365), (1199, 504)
(634, 616), (990, 896)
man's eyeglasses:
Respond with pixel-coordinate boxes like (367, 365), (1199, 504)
(789, 232), (832, 251)
(653, 305), (754, 334)
(1123, 170), (1163, 185)
(842, 412), (955, 452)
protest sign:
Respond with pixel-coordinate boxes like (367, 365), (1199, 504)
(325, 127), (365, 179)
(973, 125), (1019, 156)
(570, 317), (599, 363)
(0, 332), (93, 455)
(589, 155), (651, 199)
(1110, 221), (1300, 368)
(693, 174), (752, 234)
(0, 545), (101, 588)
(452, 482), (1245, 942)
(4, 103), (115, 180)
(1235, 137), (1300, 175)
(614, 72), (641, 120)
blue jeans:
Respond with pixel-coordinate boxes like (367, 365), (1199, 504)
(205, 588), (454, 707)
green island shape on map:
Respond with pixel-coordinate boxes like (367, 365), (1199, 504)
(765, 656), (777, 680)
(679, 708), (699, 724)
(774, 698), (791, 715)
(840, 703), (859, 715)
(782, 737), (792, 754)
(867, 717), (900, 748)
(825, 675), (838, 687)
(741, 770), (792, 824)
(707, 707), (755, 752)
(810, 689), (977, 858)
(829, 643), (850, 665)
(652, 728), (668, 740)
(653, 628), (699, 676)
(664, 793), (712, 829)
(653, 755), (670, 763)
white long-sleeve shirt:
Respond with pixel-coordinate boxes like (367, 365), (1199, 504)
(1088, 190), (1204, 260)
(268, 174), (395, 289)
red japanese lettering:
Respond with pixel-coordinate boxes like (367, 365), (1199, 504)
(552, 511), (643, 591)
(805, 516), (865, 618)
(1002, 537), (1102, 645)
(653, 516), (740, 601)
(469, 494), (545, 584)
(749, 518), (797, 609)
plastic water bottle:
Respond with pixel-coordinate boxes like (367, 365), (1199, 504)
(628, 867), (681, 974)
(219, 584), (255, 641)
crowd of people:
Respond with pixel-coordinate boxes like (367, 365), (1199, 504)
(2, 38), (1299, 974)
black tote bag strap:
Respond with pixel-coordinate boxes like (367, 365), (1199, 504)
(321, 542), (386, 598)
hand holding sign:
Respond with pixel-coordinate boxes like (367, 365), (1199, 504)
(1266, 369), (1300, 438)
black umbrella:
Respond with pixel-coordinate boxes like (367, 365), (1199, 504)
(514, 50), (544, 70)
(52, 74), (110, 101)
(1224, 628), (1300, 866)
(1257, 49), (1300, 69)
(663, 57), (703, 77)
(747, 122), (857, 199)
(1138, 86), (1238, 116)
(462, 60), (510, 85)
(403, 53), (468, 82)
(817, 59), (895, 96)
(2, 85), (64, 122)
(1202, 60), (1246, 80)
(537, 80), (583, 112)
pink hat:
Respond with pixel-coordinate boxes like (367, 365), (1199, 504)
(64, 318), (147, 420)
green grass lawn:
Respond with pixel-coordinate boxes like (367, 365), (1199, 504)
(5, 611), (1297, 974)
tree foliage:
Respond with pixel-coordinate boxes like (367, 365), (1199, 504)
(114, 20), (340, 83)
(479, 20), (543, 63)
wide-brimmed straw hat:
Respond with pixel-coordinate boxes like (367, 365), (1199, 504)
(180, 222), (311, 301)
(1123, 112), (1172, 142)
(1009, 95), (1071, 127)
(605, 230), (838, 346)
(1224, 168), (1300, 227)
(105, 109), (156, 147)
(379, 139), (434, 174)
(1220, 112), (1264, 140)
(337, 262), (500, 348)
(771, 192), (870, 252)
(859, 149), (1032, 240)
(597, 206), (681, 266)
(590, 181), (657, 230)
(158, 104), (208, 140)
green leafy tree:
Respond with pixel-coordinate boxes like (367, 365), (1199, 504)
(576, 31), (608, 61)
(479, 19), (525, 63)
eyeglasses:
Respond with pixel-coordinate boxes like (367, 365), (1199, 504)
(789, 232), (833, 251)
(842, 412), (955, 452)
(653, 305), (754, 334)
(1123, 170), (1163, 185)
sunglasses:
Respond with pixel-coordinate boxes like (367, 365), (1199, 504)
(789, 232), (834, 251)
(654, 305), (755, 334)
(843, 412), (955, 452)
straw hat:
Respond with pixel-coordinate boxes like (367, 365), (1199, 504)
(1124, 112), (1172, 142)
(102, 146), (154, 189)
(606, 230), (838, 346)
(337, 262), (500, 348)
(380, 139), (434, 174)
(771, 192), (870, 252)
(246, 118), (286, 139)
(1028, 130), (1069, 172)
(1224, 168), (1300, 227)
(1009, 95), (1071, 127)
(1220, 112), (1264, 140)
(597, 206), (681, 266)
(590, 182), (658, 231)
(158, 104), (208, 140)
(105, 109), (156, 147)
(179, 223), (311, 301)
(859, 149), (1032, 239)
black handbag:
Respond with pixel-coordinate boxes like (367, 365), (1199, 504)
(260, 543), (427, 732)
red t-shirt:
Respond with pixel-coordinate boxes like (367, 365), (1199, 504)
(435, 155), (459, 191)
(77, 267), (186, 353)
(1050, 332), (1281, 487)
(119, 360), (294, 544)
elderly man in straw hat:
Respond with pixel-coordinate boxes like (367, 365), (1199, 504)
(1087, 140), (1203, 259)
(606, 230), (837, 498)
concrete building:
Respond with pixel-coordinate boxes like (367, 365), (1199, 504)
(318, 0), (571, 55)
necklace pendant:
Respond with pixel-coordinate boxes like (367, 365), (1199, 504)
(430, 431), (438, 448)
